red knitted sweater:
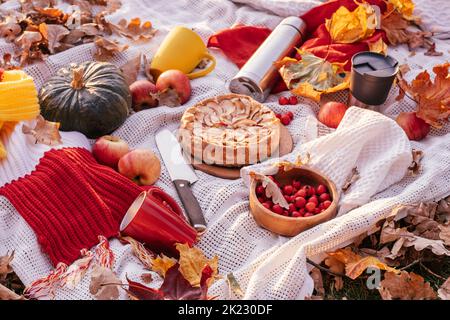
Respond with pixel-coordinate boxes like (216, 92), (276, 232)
(0, 147), (143, 266)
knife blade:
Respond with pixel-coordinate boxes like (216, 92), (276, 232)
(155, 129), (206, 232)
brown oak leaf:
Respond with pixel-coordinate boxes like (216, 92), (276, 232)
(22, 115), (62, 146)
(0, 16), (23, 42)
(438, 277), (450, 300)
(40, 23), (70, 54)
(149, 87), (182, 108)
(0, 251), (14, 281)
(94, 36), (128, 61)
(89, 265), (121, 300)
(327, 247), (399, 280)
(342, 167), (360, 192)
(0, 283), (26, 300)
(120, 54), (141, 86)
(114, 18), (156, 41)
(438, 223), (450, 246)
(379, 271), (437, 300)
(310, 267), (325, 297)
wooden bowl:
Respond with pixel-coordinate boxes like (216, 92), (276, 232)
(249, 167), (339, 237)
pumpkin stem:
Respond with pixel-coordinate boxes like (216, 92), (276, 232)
(71, 67), (85, 90)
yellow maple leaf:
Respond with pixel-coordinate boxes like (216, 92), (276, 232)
(327, 247), (399, 280)
(325, 1), (378, 44)
(150, 254), (177, 277)
(388, 0), (415, 19)
(368, 38), (388, 56)
(277, 51), (350, 102)
(176, 243), (219, 287)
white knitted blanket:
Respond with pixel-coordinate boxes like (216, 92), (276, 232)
(0, 0), (449, 300)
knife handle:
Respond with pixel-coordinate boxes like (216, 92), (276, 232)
(173, 179), (206, 233)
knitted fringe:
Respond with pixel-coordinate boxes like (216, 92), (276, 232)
(23, 236), (115, 299)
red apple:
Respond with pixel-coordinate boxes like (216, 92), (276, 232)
(118, 149), (161, 186)
(92, 135), (130, 168)
(156, 69), (191, 104)
(130, 80), (159, 111)
(318, 101), (348, 129)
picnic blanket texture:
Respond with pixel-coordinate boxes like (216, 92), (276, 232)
(0, 0), (449, 299)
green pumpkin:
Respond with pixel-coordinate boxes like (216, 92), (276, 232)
(39, 61), (131, 139)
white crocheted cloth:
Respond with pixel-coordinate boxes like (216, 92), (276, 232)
(0, 0), (449, 300)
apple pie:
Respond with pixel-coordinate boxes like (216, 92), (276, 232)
(179, 94), (280, 167)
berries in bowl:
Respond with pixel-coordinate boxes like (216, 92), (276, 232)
(249, 167), (339, 236)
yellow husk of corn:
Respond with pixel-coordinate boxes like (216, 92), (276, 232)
(0, 70), (40, 159)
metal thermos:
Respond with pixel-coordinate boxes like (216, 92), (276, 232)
(229, 17), (307, 102)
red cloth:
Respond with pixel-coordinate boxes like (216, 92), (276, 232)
(0, 148), (143, 266)
(207, 0), (388, 74)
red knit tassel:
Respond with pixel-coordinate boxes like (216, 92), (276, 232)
(24, 263), (67, 300)
(94, 235), (114, 269)
(60, 249), (93, 290)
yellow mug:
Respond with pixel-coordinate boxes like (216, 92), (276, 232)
(150, 26), (216, 80)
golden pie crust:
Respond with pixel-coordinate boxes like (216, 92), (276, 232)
(179, 94), (280, 167)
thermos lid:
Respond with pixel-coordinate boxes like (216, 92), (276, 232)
(352, 52), (399, 80)
(280, 16), (307, 37)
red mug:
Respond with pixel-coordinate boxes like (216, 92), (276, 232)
(120, 187), (197, 256)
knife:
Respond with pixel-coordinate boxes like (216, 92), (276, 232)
(155, 129), (206, 233)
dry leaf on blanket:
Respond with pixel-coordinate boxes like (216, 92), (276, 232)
(39, 23), (70, 54)
(325, 2), (377, 44)
(89, 265), (121, 300)
(310, 267), (325, 297)
(438, 277), (450, 300)
(379, 271), (437, 300)
(381, 203), (450, 257)
(0, 16), (23, 42)
(249, 172), (289, 209)
(119, 236), (154, 270)
(438, 224), (450, 246)
(277, 51), (350, 102)
(342, 167), (360, 192)
(114, 18), (157, 41)
(408, 149), (423, 175)
(276, 153), (311, 172)
(120, 53), (142, 86)
(408, 63), (450, 128)
(143, 54), (154, 83)
(327, 247), (399, 280)
(160, 264), (205, 300)
(368, 38), (388, 56)
(424, 43), (443, 57)
(151, 254), (177, 277)
(0, 251), (14, 281)
(387, 0), (415, 19)
(14, 31), (45, 66)
(125, 276), (163, 300)
(22, 115), (62, 146)
(226, 273), (244, 298)
(150, 88), (182, 107)
(324, 255), (345, 291)
(0, 283), (25, 300)
(176, 243), (219, 288)
(94, 36), (129, 61)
